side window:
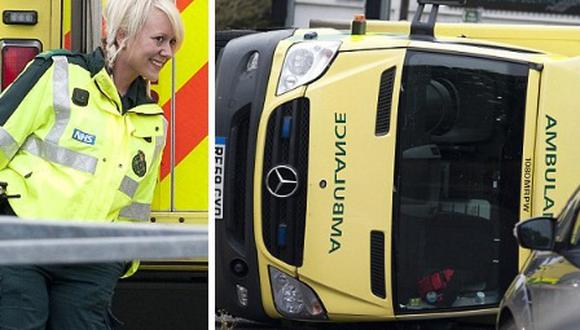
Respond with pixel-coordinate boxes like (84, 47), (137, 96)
(394, 51), (530, 310)
(396, 51), (529, 219)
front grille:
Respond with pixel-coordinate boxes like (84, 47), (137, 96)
(262, 98), (309, 267)
(375, 67), (396, 136)
(226, 104), (251, 244)
(371, 231), (386, 298)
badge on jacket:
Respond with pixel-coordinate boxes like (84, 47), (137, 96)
(72, 88), (90, 107)
(132, 150), (147, 177)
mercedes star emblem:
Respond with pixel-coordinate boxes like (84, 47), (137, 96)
(265, 165), (299, 198)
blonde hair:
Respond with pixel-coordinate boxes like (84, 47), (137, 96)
(103, 0), (184, 70)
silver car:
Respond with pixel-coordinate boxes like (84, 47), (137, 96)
(497, 187), (580, 330)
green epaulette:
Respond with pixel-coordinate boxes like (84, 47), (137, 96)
(35, 49), (73, 60)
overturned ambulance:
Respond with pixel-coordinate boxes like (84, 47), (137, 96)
(216, 0), (580, 323)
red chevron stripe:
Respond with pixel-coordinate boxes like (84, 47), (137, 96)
(64, 32), (71, 50)
(160, 63), (208, 179)
(176, 0), (195, 12)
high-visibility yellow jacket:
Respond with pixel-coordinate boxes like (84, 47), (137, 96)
(0, 48), (166, 225)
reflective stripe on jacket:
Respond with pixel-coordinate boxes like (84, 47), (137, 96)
(0, 49), (166, 224)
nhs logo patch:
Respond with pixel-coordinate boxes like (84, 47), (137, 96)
(72, 129), (96, 145)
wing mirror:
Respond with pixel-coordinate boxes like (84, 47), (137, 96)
(515, 217), (556, 251)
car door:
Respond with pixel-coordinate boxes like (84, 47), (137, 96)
(531, 193), (580, 330)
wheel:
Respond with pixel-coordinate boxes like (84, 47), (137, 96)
(498, 316), (517, 330)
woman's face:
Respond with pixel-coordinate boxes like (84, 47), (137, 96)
(120, 8), (176, 82)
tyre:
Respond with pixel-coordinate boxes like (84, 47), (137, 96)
(498, 316), (517, 330)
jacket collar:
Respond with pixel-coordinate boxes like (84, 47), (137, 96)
(89, 48), (160, 115)
(122, 77), (158, 111)
(93, 68), (123, 114)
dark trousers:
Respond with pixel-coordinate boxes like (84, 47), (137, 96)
(0, 263), (125, 330)
(0, 202), (125, 330)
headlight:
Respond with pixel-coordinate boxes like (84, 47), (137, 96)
(276, 41), (341, 95)
(269, 266), (326, 320)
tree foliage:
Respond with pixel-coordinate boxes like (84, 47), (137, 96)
(216, 0), (273, 30)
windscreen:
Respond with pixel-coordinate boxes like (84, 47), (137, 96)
(393, 51), (528, 312)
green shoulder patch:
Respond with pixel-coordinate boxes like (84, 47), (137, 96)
(36, 49), (73, 60)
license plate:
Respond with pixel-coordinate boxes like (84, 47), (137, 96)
(215, 137), (226, 220)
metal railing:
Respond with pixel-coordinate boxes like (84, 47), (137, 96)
(0, 217), (207, 265)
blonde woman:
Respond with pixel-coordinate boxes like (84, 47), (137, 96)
(0, 0), (183, 328)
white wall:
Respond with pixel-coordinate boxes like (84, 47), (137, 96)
(400, 1), (580, 25)
(288, 0), (580, 26)
(287, 0), (366, 27)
